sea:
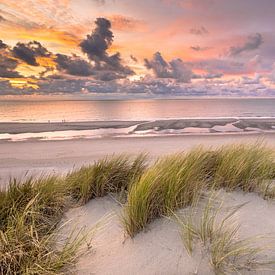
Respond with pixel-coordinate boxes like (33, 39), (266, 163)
(1, 98), (275, 141)
(1, 98), (275, 122)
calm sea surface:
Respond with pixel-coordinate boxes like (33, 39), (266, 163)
(1, 98), (275, 122)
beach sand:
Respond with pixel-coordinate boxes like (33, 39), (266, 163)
(61, 190), (275, 275)
(1, 132), (275, 186)
(2, 131), (275, 274)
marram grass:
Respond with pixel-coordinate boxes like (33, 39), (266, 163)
(0, 145), (275, 273)
(174, 193), (274, 274)
(212, 143), (275, 193)
(0, 177), (81, 274)
(66, 154), (147, 204)
(122, 144), (275, 237)
(122, 148), (218, 237)
(0, 154), (147, 274)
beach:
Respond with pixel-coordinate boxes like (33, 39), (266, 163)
(2, 125), (275, 274)
(2, 106), (275, 274)
(62, 191), (275, 275)
(1, 131), (275, 186)
(1, 118), (275, 136)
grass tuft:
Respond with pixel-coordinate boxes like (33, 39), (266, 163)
(122, 148), (214, 237)
(66, 154), (147, 204)
(212, 143), (275, 193)
(0, 154), (147, 274)
(175, 193), (272, 274)
(0, 177), (85, 274)
(1, 145), (275, 272)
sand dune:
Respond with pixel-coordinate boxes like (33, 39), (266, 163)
(62, 191), (275, 274)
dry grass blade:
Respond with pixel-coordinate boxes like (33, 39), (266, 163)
(175, 193), (273, 274)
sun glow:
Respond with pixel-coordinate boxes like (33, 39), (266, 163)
(9, 78), (39, 89)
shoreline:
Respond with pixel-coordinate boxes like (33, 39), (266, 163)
(0, 118), (275, 142)
(1, 117), (275, 135)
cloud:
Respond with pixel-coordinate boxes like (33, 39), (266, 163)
(130, 55), (138, 62)
(80, 17), (133, 77)
(0, 40), (8, 49)
(0, 15), (6, 22)
(145, 52), (193, 82)
(269, 63), (275, 83)
(108, 15), (145, 32)
(80, 18), (114, 63)
(55, 54), (94, 76)
(241, 74), (262, 84)
(0, 46), (21, 78)
(192, 73), (223, 79)
(12, 41), (50, 66)
(229, 33), (263, 56)
(190, 46), (210, 51)
(188, 58), (246, 75)
(190, 26), (208, 35)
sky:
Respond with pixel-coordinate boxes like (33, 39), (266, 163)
(1, 0), (275, 98)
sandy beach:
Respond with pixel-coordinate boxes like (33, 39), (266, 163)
(1, 132), (275, 186)
(2, 126), (275, 274)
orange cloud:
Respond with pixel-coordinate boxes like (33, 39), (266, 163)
(9, 78), (39, 89)
(0, 25), (80, 50)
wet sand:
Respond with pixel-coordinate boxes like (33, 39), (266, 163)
(1, 118), (275, 135)
(0, 121), (144, 134)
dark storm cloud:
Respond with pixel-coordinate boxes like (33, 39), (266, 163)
(0, 40), (8, 49)
(12, 41), (50, 66)
(190, 26), (208, 35)
(229, 33), (263, 56)
(95, 71), (125, 81)
(55, 54), (94, 76)
(55, 53), (131, 81)
(0, 55), (21, 78)
(0, 42), (21, 78)
(144, 52), (170, 78)
(145, 52), (193, 82)
(79, 17), (133, 76)
(80, 18), (113, 63)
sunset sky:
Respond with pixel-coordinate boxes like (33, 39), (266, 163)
(1, 0), (275, 98)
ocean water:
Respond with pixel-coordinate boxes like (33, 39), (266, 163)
(1, 98), (275, 123)
(1, 98), (275, 141)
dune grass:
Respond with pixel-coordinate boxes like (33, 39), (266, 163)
(1, 144), (275, 272)
(175, 194), (272, 274)
(0, 195), (87, 274)
(0, 154), (147, 274)
(122, 148), (216, 237)
(66, 154), (147, 204)
(212, 143), (275, 194)
(122, 144), (275, 237)
(0, 177), (84, 274)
